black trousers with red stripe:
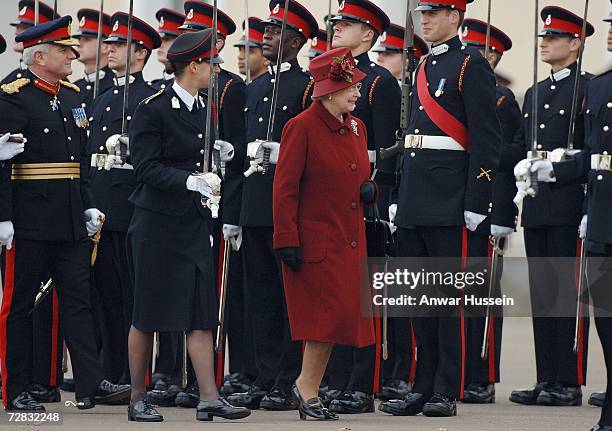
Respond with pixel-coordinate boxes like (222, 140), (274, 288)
(0, 238), (102, 405)
(524, 226), (589, 386)
(465, 232), (503, 384)
(396, 226), (465, 399)
(31, 292), (63, 388)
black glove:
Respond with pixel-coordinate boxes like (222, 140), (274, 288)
(279, 247), (301, 272)
(360, 180), (379, 206)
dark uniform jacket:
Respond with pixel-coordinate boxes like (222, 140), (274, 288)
(148, 74), (174, 91)
(230, 58), (313, 227)
(87, 71), (156, 232)
(395, 36), (501, 227)
(1, 62), (28, 85)
(0, 70), (93, 242)
(554, 69), (612, 246)
(73, 66), (115, 112)
(512, 62), (591, 228)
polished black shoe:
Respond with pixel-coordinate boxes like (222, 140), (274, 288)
(591, 425), (612, 431)
(320, 389), (342, 408)
(60, 377), (75, 392)
(220, 373), (253, 396)
(378, 380), (411, 401)
(379, 392), (427, 416)
(77, 380), (131, 409)
(536, 383), (582, 406)
(291, 383), (338, 421)
(589, 392), (605, 407)
(463, 383), (495, 404)
(128, 399), (164, 422)
(6, 392), (45, 411)
(509, 382), (551, 405)
(175, 382), (199, 408)
(196, 398), (251, 421)
(150, 373), (170, 389)
(226, 385), (268, 409)
(422, 393), (457, 417)
(260, 387), (297, 411)
(29, 384), (61, 403)
(328, 390), (374, 414)
(148, 384), (183, 407)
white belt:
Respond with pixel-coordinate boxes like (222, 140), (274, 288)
(367, 150), (376, 163)
(404, 135), (465, 151)
(90, 153), (134, 170)
(527, 150), (552, 161)
(591, 154), (612, 171)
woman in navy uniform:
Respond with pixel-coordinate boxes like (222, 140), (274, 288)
(126, 28), (249, 423)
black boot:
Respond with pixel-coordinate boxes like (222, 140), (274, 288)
(175, 381), (199, 408)
(328, 390), (374, 414)
(76, 380), (131, 409)
(509, 382), (551, 405)
(422, 393), (457, 417)
(195, 398), (251, 421)
(378, 379), (411, 401)
(292, 383), (338, 421)
(589, 392), (605, 407)
(379, 392), (427, 416)
(536, 383), (582, 406)
(463, 383), (495, 404)
(259, 387), (297, 411)
(128, 399), (163, 422)
(28, 384), (61, 403)
(6, 392), (45, 411)
(226, 385), (267, 409)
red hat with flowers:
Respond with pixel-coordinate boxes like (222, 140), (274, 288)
(309, 47), (366, 98)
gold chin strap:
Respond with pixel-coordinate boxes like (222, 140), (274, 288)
(90, 214), (106, 266)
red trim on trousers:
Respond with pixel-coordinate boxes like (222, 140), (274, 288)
(373, 316), (381, 393)
(574, 237), (584, 386)
(1, 245), (16, 407)
(409, 321), (417, 383)
(459, 226), (468, 399)
(216, 234), (225, 388)
(49, 290), (60, 387)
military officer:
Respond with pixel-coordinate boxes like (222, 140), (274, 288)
(305, 29), (328, 61)
(235, 17), (270, 81)
(510, 6), (594, 407)
(72, 9), (114, 110)
(523, 7), (612, 429)
(87, 11), (160, 386)
(373, 23), (429, 83)
(149, 8), (185, 91)
(0, 16), (131, 412)
(460, 18), (522, 404)
(379, 0), (501, 417)
(223, 0), (317, 412)
(323, 0), (401, 414)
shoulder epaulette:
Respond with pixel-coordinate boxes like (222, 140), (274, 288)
(144, 89), (164, 105)
(220, 78), (234, 111)
(302, 78), (315, 110)
(1, 78), (31, 94)
(60, 80), (80, 92)
(458, 55), (472, 94)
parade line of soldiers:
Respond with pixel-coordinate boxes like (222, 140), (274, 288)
(0, 0), (610, 429)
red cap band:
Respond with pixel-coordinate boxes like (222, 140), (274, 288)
(543, 15), (583, 37)
(310, 37), (327, 53)
(419, 0), (468, 11)
(158, 17), (182, 35)
(337, 3), (383, 33)
(185, 10), (230, 37)
(79, 17), (112, 36)
(110, 21), (155, 51)
(462, 29), (507, 54)
(17, 6), (51, 25)
(22, 25), (70, 48)
(269, 6), (311, 35)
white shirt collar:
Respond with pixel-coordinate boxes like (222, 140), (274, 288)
(430, 43), (449, 56)
(164, 72), (175, 81)
(85, 69), (106, 83)
(19, 60), (28, 70)
(113, 74), (136, 87)
(550, 68), (572, 83)
(172, 81), (197, 111)
(268, 62), (292, 75)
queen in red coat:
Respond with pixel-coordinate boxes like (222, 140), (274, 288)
(273, 47), (376, 421)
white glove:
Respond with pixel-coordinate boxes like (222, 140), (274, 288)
(214, 140), (235, 162)
(530, 159), (556, 183)
(464, 211), (487, 232)
(0, 221), (14, 249)
(222, 224), (242, 250)
(83, 208), (104, 237)
(0, 133), (26, 161)
(491, 224), (514, 239)
(514, 159), (535, 204)
(579, 214), (587, 240)
(186, 175), (214, 199)
(117, 135), (130, 157)
(255, 141), (280, 164)
(388, 204), (397, 234)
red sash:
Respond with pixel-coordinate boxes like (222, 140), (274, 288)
(416, 60), (469, 149)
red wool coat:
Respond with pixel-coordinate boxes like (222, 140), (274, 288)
(273, 101), (375, 348)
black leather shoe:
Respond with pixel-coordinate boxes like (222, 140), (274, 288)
(320, 389), (342, 408)
(6, 392), (45, 411)
(509, 382), (551, 405)
(260, 387), (297, 410)
(589, 392), (605, 407)
(128, 399), (164, 422)
(77, 380), (131, 409)
(226, 385), (268, 409)
(422, 393), (457, 417)
(592, 425), (612, 431)
(150, 373), (170, 389)
(292, 383), (338, 421)
(378, 380), (411, 401)
(220, 373), (253, 396)
(29, 384), (61, 403)
(60, 377), (75, 392)
(379, 392), (427, 416)
(196, 398), (251, 421)
(463, 383), (495, 404)
(175, 382), (199, 408)
(148, 384), (183, 407)
(328, 390), (374, 414)
(537, 383), (582, 406)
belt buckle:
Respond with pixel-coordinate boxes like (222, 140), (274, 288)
(95, 154), (107, 170)
(601, 155), (611, 171)
(405, 134), (423, 149)
(535, 150), (548, 160)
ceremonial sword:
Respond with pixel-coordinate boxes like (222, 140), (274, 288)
(244, 0), (251, 85)
(93, 0), (105, 101)
(481, 237), (503, 360)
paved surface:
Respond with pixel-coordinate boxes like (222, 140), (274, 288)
(1, 318), (605, 431)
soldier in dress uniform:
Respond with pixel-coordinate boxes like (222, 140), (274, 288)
(379, 0), (501, 417)
(87, 11), (160, 386)
(322, 0), (401, 414)
(2, 0), (55, 85)
(0, 15), (131, 412)
(224, 0), (318, 412)
(235, 17), (270, 81)
(72, 9), (114, 110)
(305, 29), (329, 61)
(459, 18), (522, 404)
(374, 23), (429, 82)
(510, 6), (594, 407)
(149, 8), (185, 91)
(526, 8), (612, 429)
